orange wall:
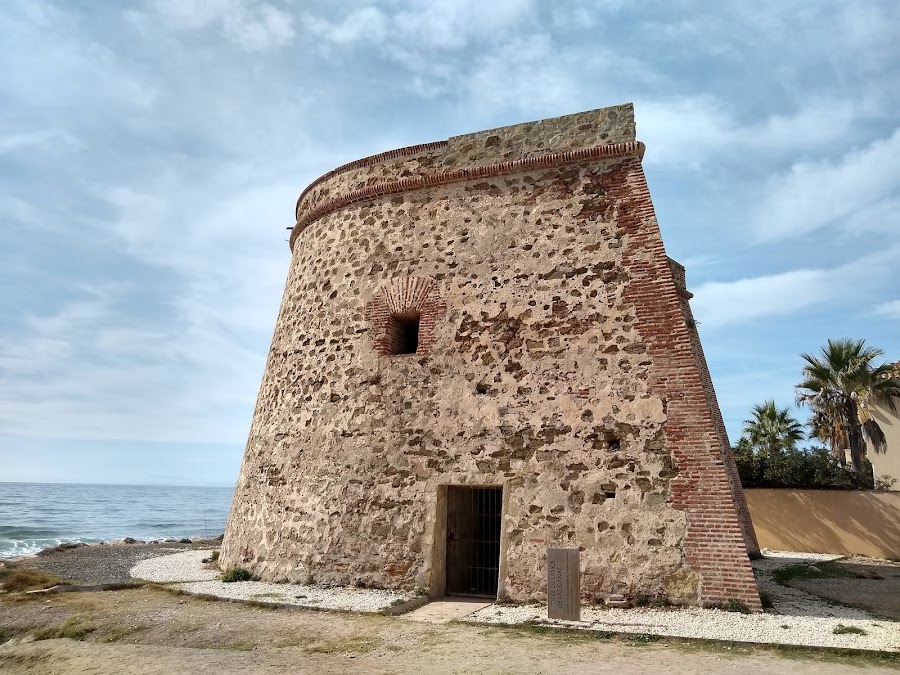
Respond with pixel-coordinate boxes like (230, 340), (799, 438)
(745, 489), (900, 560)
(869, 404), (900, 487)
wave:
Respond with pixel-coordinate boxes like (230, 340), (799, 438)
(0, 536), (99, 559)
(133, 522), (190, 529)
(0, 526), (62, 538)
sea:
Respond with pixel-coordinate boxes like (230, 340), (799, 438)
(0, 482), (234, 559)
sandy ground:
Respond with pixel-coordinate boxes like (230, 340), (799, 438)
(2, 586), (899, 675)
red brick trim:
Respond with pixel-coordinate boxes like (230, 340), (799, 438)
(295, 141), (450, 218)
(290, 141), (646, 250)
(586, 159), (762, 610)
(668, 266), (761, 557)
(364, 277), (447, 356)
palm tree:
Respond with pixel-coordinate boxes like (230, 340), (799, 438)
(796, 338), (900, 471)
(742, 400), (805, 456)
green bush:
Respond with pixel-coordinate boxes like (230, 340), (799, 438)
(733, 443), (874, 490)
(221, 568), (255, 582)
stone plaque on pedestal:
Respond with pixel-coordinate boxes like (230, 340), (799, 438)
(547, 548), (580, 621)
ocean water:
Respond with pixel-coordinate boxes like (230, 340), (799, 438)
(0, 482), (234, 559)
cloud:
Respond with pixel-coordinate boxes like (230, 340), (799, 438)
(131, 0), (295, 51)
(874, 300), (900, 319)
(636, 96), (861, 167)
(301, 0), (534, 51)
(2, 0), (899, 478)
(691, 245), (900, 328)
(751, 127), (900, 241)
(0, 274), (269, 443)
(0, 129), (81, 154)
(462, 34), (580, 114)
(843, 197), (900, 234)
(301, 7), (388, 46)
(692, 269), (829, 328)
(393, 0), (534, 50)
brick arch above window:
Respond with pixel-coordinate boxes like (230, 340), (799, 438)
(364, 277), (447, 356)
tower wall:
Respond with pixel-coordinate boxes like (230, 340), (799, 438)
(221, 104), (761, 609)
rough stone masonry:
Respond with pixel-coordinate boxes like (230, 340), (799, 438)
(220, 103), (763, 610)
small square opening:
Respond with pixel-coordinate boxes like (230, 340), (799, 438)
(389, 313), (420, 355)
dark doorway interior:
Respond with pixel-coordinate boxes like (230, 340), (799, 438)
(446, 486), (502, 598)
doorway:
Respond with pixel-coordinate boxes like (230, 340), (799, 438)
(445, 486), (502, 598)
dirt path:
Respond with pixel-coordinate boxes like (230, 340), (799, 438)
(1, 587), (897, 674)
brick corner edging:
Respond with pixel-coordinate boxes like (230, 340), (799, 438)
(583, 157), (763, 611)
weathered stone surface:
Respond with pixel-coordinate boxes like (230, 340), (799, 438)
(221, 103), (761, 610)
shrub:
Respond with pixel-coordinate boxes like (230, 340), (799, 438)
(706, 599), (751, 613)
(221, 568), (255, 582)
(734, 443), (875, 490)
(0, 568), (61, 593)
(833, 624), (867, 635)
(632, 593), (671, 608)
(33, 617), (96, 641)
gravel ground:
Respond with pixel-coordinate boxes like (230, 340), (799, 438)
(465, 605), (899, 651)
(130, 550), (413, 613)
(130, 550), (219, 583)
(465, 550), (900, 652)
(179, 579), (412, 612)
(753, 550), (874, 619)
(8, 539), (222, 585)
(131, 548), (900, 651)
(791, 556), (900, 621)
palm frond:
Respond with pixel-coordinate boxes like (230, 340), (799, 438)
(863, 419), (888, 454)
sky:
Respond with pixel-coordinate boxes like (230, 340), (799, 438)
(0, 1), (898, 487)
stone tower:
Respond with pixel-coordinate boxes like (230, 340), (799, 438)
(221, 103), (762, 610)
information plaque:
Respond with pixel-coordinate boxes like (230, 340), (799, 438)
(547, 548), (580, 621)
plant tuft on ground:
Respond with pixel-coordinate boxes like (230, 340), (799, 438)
(706, 599), (751, 614)
(633, 593), (671, 608)
(832, 624), (867, 636)
(201, 550), (220, 564)
(0, 568), (61, 593)
(772, 561), (853, 586)
(221, 568), (257, 582)
(33, 618), (97, 641)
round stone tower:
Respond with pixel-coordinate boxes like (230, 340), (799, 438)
(220, 103), (761, 609)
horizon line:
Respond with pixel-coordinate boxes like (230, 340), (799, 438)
(0, 480), (235, 489)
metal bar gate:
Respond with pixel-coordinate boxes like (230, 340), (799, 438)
(446, 486), (502, 597)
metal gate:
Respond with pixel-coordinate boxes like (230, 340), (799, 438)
(446, 486), (502, 597)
